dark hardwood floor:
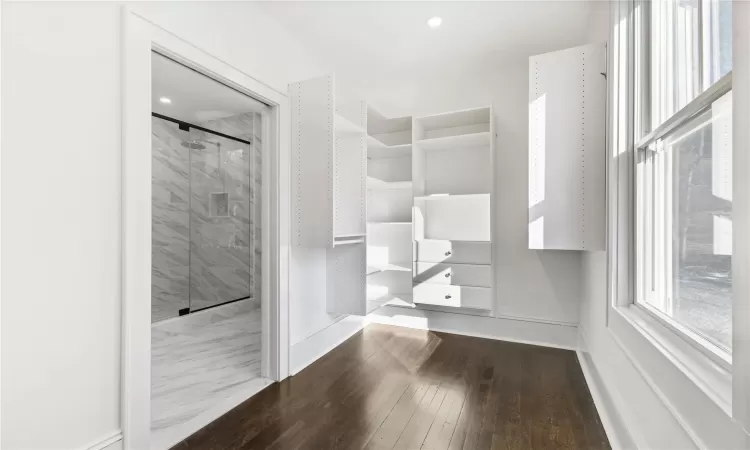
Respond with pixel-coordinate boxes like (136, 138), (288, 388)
(173, 323), (610, 450)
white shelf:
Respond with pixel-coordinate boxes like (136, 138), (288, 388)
(366, 262), (411, 276)
(368, 143), (412, 159)
(368, 221), (412, 225)
(414, 193), (490, 201)
(368, 112), (412, 135)
(334, 234), (366, 246)
(416, 107), (491, 131)
(416, 131), (491, 151)
(366, 294), (414, 313)
(367, 177), (412, 190)
(336, 113), (366, 135)
(367, 134), (388, 148)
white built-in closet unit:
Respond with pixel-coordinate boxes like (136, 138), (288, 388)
(528, 43), (606, 251)
(290, 74), (368, 315)
(291, 75), (495, 316)
(366, 109), (414, 311)
(412, 107), (494, 312)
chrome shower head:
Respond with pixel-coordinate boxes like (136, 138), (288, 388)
(181, 140), (206, 150)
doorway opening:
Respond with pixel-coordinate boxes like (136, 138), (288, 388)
(149, 50), (272, 448)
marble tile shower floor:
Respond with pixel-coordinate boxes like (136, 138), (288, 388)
(151, 299), (264, 447)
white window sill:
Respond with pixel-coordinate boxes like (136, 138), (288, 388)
(612, 304), (732, 417)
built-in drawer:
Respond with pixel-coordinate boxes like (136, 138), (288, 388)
(413, 240), (491, 265)
(413, 262), (492, 288)
(413, 284), (492, 311)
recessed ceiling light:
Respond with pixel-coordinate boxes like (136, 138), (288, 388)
(159, 96), (172, 104)
(427, 17), (442, 28)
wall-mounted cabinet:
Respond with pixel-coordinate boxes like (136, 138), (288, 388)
(291, 74), (367, 314)
(528, 43), (606, 251)
(290, 75), (367, 248)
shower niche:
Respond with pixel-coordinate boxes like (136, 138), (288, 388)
(151, 113), (262, 322)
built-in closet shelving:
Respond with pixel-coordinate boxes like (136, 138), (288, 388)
(411, 106), (495, 312)
(291, 74), (367, 315)
(291, 73), (495, 316)
(365, 108), (414, 312)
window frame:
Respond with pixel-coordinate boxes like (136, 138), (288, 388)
(633, 0), (733, 368)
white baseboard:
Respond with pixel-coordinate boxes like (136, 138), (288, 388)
(366, 306), (579, 350)
(290, 315), (365, 375)
(82, 431), (122, 450)
(577, 329), (634, 450)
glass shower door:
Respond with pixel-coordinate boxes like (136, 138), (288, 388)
(188, 127), (254, 311)
(151, 116), (191, 322)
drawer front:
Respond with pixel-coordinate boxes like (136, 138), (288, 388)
(413, 262), (492, 288)
(413, 284), (492, 311)
(413, 240), (491, 265)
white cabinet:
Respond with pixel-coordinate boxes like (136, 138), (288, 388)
(291, 74), (367, 314)
(412, 106), (495, 313)
(413, 284), (492, 311)
(413, 262), (492, 288)
(528, 43), (606, 251)
(290, 75), (367, 247)
(413, 240), (491, 265)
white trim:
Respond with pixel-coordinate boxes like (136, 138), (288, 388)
(609, 305), (746, 449)
(634, 301), (731, 370)
(82, 432), (123, 450)
(617, 304), (732, 414)
(121, 7), (290, 449)
(733, 0), (750, 433)
(290, 315), (365, 375)
(576, 347), (632, 450)
(366, 306), (579, 350)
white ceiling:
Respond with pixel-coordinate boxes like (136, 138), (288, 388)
(151, 52), (267, 124)
(260, 1), (599, 113)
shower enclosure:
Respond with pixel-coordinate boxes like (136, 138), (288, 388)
(151, 112), (262, 322)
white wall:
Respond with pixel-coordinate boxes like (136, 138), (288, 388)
(1, 3), (326, 449)
(365, 59), (583, 326)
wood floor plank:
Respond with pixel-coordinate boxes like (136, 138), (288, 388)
(392, 383), (447, 450)
(365, 381), (434, 449)
(173, 324), (611, 450)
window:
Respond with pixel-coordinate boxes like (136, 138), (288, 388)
(636, 0), (733, 356)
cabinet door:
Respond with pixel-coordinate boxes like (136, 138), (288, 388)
(290, 75), (334, 247)
(529, 43), (606, 251)
(413, 262), (492, 288)
(413, 284), (492, 311)
(413, 240), (491, 265)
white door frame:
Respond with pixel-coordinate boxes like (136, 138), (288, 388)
(121, 8), (290, 449)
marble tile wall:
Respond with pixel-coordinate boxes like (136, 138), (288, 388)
(199, 113), (263, 306)
(151, 113), (261, 322)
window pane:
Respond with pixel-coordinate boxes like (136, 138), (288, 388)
(640, 91), (732, 352)
(703, 0), (732, 87)
(650, 0), (701, 130)
(646, 0), (732, 131)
